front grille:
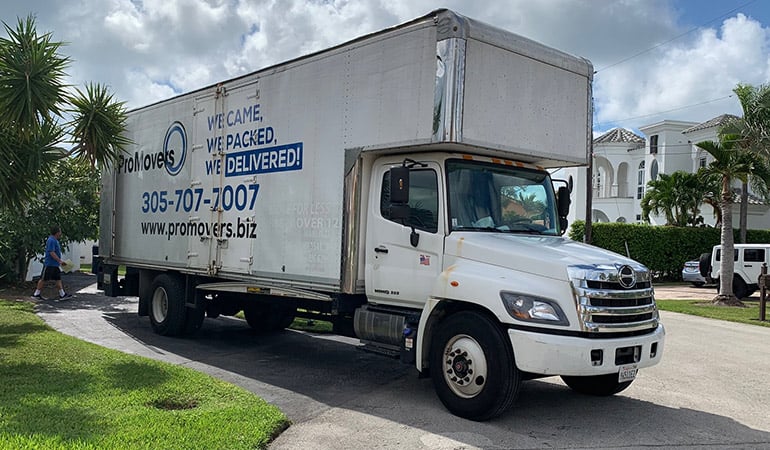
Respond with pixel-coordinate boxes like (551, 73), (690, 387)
(592, 313), (654, 324)
(591, 296), (653, 307)
(586, 280), (652, 290)
(568, 264), (660, 334)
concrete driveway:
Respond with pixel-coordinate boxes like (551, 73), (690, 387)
(36, 274), (770, 449)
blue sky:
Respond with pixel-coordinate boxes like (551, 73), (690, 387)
(672, 0), (767, 27)
(1, 0), (769, 134)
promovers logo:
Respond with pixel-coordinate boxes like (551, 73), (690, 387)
(117, 121), (187, 176)
(163, 121), (187, 176)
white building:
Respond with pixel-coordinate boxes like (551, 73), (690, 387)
(561, 115), (770, 230)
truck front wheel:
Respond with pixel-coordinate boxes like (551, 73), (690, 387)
(561, 373), (633, 396)
(149, 274), (186, 336)
(430, 311), (521, 421)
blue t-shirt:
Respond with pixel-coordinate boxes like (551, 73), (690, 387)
(44, 235), (62, 267)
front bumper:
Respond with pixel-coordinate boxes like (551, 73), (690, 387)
(509, 324), (665, 376)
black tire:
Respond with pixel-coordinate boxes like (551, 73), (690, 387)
(149, 274), (186, 336)
(243, 304), (296, 333)
(733, 276), (748, 300)
(691, 282), (705, 287)
(429, 311), (521, 421)
(561, 373), (633, 396)
(699, 252), (712, 278)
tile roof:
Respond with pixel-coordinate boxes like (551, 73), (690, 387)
(594, 128), (645, 144)
(682, 114), (741, 134)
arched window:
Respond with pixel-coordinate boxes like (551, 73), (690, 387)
(637, 161), (645, 199)
(650, 159), (659, 181)
(593, 170), (602, 198)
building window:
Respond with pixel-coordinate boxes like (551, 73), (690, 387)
(699, 157), (707, 168)
(650, 135), (658, 154)
(593, 171), (602, 198)
(650, 159), (659, 181)
(636, 214), (642, 222)
(637, 161), (645, 199)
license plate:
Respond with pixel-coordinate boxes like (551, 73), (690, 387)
(618, 364), (638, 382)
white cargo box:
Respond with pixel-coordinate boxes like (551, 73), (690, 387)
(100, 9), (593, 291)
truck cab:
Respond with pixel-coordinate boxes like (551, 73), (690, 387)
(354, 152), (664, 419)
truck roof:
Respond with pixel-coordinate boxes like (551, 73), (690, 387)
(129, 9), (593, 113)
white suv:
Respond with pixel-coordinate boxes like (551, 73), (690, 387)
(699, 244), (770, 299)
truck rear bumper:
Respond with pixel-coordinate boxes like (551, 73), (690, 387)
(509, 325), (665, 376)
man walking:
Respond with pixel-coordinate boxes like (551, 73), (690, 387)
(32, 226), (71, 301)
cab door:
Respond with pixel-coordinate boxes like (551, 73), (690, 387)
(365, 161), (445, 308)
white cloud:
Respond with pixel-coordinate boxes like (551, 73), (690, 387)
(594, 13), (770, 131)
(2, 0), (769, 128)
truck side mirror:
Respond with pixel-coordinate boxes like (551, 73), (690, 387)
(389, 204), (411, 221)
(557, 186), (570, 218)
(557, 186), (570, 233)
(389, 166), (410, 204)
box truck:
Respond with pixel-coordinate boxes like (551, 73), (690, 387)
(98, 9), (665, 420)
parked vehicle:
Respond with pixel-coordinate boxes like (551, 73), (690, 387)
(96, 9), (664, 420)
(682, 259), (711, 286)
(700, 244), (770, 299)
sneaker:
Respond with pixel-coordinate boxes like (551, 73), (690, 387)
(31, 293), (44, 300)
(57, 293), (73, 301)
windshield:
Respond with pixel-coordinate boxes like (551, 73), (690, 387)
(446, 159), (560, 235)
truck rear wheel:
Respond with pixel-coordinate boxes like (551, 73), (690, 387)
(430, 311), (520, 421)
(149, 274), (186, 336)
(243, 304), (296, 333)
(561, 373), (633, 396)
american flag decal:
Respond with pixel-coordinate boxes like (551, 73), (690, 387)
(420, 254), (430, 266)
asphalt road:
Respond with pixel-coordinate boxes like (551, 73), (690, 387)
(35, 274), (770, 449)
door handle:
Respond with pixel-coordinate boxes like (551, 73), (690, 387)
(374, 246), (389, 254)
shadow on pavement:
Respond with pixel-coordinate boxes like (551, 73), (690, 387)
(34, 273), (770, 449)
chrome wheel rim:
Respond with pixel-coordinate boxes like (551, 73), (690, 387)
(441, 334), (488, 398)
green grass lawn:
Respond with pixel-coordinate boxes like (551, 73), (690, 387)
(0, 300), (289, 449)
(656, 298), (770, 328)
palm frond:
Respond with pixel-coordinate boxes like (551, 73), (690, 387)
(0, 14), (70, 131)
(67, 82), (132, 168)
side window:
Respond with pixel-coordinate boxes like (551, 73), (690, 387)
(744, 249), (765, 262)
(715, 249), (739, 261)
(380, 169), (439, 233)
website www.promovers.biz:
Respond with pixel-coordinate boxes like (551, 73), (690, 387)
(141, 218), (257, 240)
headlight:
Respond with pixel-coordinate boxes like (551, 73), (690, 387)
(500, 291), (569, 326)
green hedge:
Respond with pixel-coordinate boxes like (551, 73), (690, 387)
(568, 221), (770, 280)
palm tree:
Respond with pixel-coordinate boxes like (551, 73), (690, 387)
(720, 83), (770, 243)
(0, 15), (68, 208)
(641, 171), (703, 226)
(697, 168), (723, 227)
(0, 15), (129, 208)
(697, 135), (770, 306)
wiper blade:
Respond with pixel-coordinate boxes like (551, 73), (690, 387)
(454, 226), (506, 232)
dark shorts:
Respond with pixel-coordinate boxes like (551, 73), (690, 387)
(41, 265), (61, 281)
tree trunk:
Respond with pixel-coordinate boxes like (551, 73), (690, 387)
(713, 176), (744, 306)
(14, 248), (26, 283)
(739, 181), (748, 244)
